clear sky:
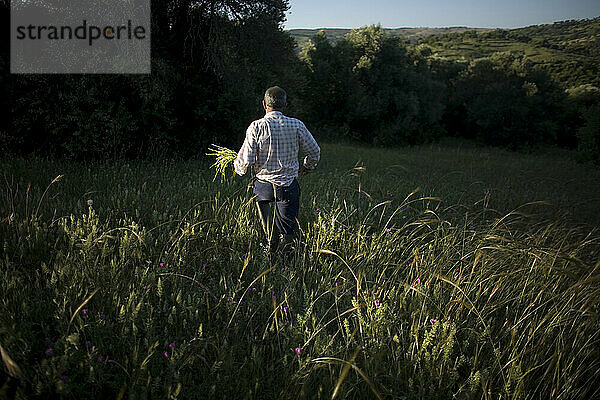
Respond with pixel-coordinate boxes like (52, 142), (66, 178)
(284, 0), (600, 29)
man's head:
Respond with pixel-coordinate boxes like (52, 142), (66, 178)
(263, 86), (287, 111)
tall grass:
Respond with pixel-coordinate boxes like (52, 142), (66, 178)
(0, 142), (599, 399)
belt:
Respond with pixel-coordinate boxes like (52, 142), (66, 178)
(254, 177), (296, 187)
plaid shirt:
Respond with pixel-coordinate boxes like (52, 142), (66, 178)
(234, 111), (320, 186)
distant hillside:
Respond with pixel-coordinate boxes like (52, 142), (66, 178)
(288, 27), (494, 48)
(289, 17), (600, 88)
(420, 17), (600, 87)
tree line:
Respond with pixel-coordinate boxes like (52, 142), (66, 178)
(1, 1), (598, 163)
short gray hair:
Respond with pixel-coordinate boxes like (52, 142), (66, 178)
(264, 86), (287, 109)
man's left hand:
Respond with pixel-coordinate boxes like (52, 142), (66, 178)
(299, 165), (313, 176)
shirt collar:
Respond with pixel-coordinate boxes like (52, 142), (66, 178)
(265, 111), (283, 118)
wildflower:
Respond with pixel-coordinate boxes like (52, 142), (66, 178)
(259, 242), (264, 247)
(295, 347), (302, 356)
(385, 228), (390, 233)
(447, 315), (450, 321)
(227, 296), (231, 302)
(98, 355), (104, 362)
(169, 343), (175, 350)
(335, 281), (338, 287)
(203, 263), (207, 268)
(60, 375), (67, 382)
(159, 262), (164, 268)
(44, 338), (52, 344)
(316, 208), (320, 212)
(163, 351), (169, 358)
(285, 320), (289, 325)
(316, 222), (320, 226)
(82, 309), (88, 316)
(283, 306), (288, 314)
(100, 313), (105, 320)
(416, 278), (420, 283)
(86, 341), (92, 350)
(374, 299), (381, 307)
(45, 348), (53, 356)
(430, 318), (436, 325)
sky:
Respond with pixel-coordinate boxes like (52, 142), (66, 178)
(284, 0), (600, 29)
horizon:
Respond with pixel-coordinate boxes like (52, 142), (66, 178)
(284, 0), (600, 31)
(284, 15), (600, 31)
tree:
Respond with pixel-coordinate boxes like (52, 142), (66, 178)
(299, 25), (445, 145)
(453, 52), (566, 148)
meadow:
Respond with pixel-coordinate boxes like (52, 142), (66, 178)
(1, 141), (599, 399)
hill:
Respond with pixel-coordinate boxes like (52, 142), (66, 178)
(288, 17), (600, 88)
(421, 17), (600, 87)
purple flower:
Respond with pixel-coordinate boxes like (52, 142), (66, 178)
(227, 296), (231, 302)
(416, 278), (420, 283)
(98, 355), (104, 362)
(100, 314), (105, 320)
(316, 222), (320, 226)
(44, 337), (52, 344)
(169, 343), (175, 349)
(60, 375), (67, 382)
(283, 306), (288, 313)
(430, 318), (436, 325)
(285, 320), (289, 325)
(335, 281), (338, 287)
(374, 299), (381, 307)
(316, 208), (320, 212)
(163, 351), (169, 358)
(385, 228), (391, 233)
(159, 262), (164, 267)
(82, 308), (88, 316)
(86, 341), (92, 350)
(259, 242), (264, 247)
(295, 347), (302, 356)
(203, 263), (207, 268)
(44, 348), (53, 356)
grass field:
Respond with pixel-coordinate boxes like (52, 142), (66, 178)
(1, 142), (599, 398)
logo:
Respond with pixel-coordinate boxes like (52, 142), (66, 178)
(11, 0), (151, 74)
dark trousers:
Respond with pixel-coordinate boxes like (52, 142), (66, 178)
(253, 178), (300, 237)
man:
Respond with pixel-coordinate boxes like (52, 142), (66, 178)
(234, 86), (320, 253)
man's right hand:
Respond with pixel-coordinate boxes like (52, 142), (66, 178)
(299, 165), (313, 176)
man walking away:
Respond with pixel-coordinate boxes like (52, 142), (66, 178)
(234, 86), (320, 254)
